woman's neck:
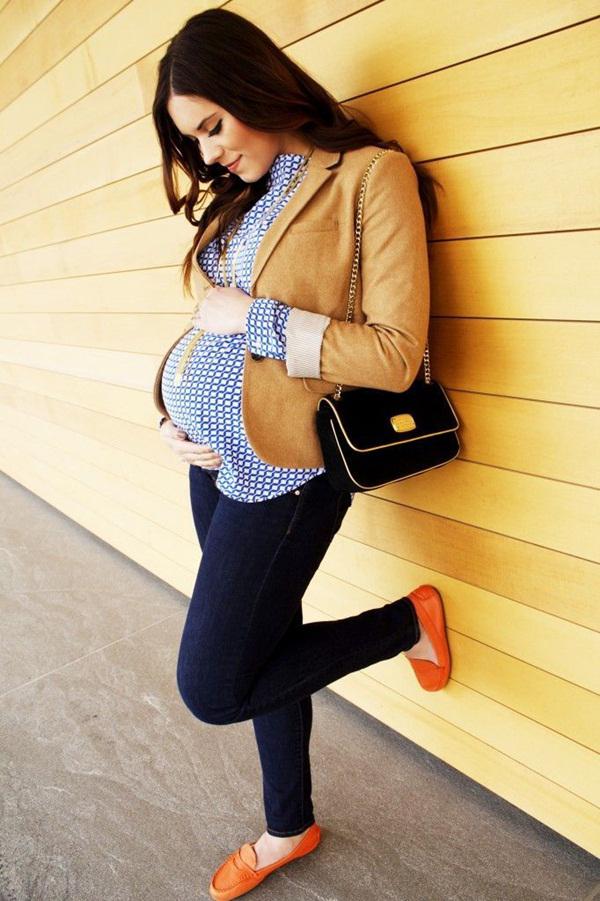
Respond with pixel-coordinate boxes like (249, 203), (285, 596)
(278, 133), (314, 157)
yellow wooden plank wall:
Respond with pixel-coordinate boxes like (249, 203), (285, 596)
(1, 0), (598, 856)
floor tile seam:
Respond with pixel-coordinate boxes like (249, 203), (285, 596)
(0, 609), (186, 701)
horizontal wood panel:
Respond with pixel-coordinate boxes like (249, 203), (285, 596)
(431, 319), (599, 406)
(0, 266), (188, 314)
(447, 390), (600, 488)
(0, 0), (61, 69)
(429, 230), (600, 321)
(1, 168), (172, 255)
(428, 130), (600, 238)
(288, 0), (600, 108)
(0, 360), (160, 431)
(242, 0), (371, 48)
(346, 16), (600, 158)
(0, 335), (166, 393)
(0, 117), (159, 226)
(375, 455), (599, 561)
(0, 0), (223, 135)
(0, 45), (159, 190)
(342, 494), (600, 631)
(0, 0), (131, 111)
(0, 0), (208, 147)
(0, 216), (194, 281)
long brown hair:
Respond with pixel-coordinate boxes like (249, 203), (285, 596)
(152, 8), (441, 298)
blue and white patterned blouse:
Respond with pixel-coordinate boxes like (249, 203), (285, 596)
(161, 151), (327, 502)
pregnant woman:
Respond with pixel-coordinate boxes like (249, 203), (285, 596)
(151, 9), (451, 900)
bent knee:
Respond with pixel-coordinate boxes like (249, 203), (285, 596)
(176, 669), (240, 725)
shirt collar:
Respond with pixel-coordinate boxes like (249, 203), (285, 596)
(267, 152), (309, 190)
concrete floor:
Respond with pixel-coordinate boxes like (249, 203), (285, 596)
(1, 472), (598, 901)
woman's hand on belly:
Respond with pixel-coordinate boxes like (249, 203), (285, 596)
(191, 285), (253, 334)
(159, 419), (222, 469)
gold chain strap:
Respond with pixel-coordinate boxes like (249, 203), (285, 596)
(333, 149), (431, 401)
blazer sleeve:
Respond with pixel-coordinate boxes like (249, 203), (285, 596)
(311, 150), (430, 392)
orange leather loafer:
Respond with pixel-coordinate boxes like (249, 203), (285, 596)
(405, 584), (451, 691)
(208, 822), (322, 900)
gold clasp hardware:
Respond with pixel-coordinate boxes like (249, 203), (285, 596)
(390, 413), (416, 433)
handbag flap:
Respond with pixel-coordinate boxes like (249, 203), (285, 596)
(319, 380), (459, 452)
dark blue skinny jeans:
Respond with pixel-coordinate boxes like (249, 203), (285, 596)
(177, 465), (420, 837)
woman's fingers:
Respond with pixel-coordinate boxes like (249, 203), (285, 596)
(179, 441), (222, 466)
(160, 421), (221, 466)
(188, 458), (221, 468)
(161, 419), (187, 440)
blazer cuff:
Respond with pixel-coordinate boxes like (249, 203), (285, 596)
(285, 307), (331, 378)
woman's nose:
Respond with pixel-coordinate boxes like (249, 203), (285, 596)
(199, 141), (223, 166)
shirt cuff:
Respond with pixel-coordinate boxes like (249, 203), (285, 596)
(245, 297), (291, 361)
(284, 306), (331, 378)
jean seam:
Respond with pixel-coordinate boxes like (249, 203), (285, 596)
(267, 701), (306, 836)
(326, 491), (349, 546)
(298, 701), (306, 830)
(283, 478), (313, 539)
(264, 701), (307, 837)
(233, 481), (345, 702)
(231, 498), (307, 702)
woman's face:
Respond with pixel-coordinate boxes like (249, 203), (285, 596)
(167, 94), (312, 182)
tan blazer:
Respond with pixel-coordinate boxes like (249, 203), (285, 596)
(154, 144), (430, 469)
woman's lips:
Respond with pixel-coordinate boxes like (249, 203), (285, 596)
(227, 155), (242, 172)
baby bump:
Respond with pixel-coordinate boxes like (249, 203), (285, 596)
(161, 331), (245, 440)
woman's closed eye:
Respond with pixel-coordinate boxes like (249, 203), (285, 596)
(184, 120), (222, 143)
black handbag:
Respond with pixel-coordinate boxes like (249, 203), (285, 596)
(316, 149), (461, 492)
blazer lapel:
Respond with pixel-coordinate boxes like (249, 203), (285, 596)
(191, 145), (341, 294)
(248, 146), (341, 292)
